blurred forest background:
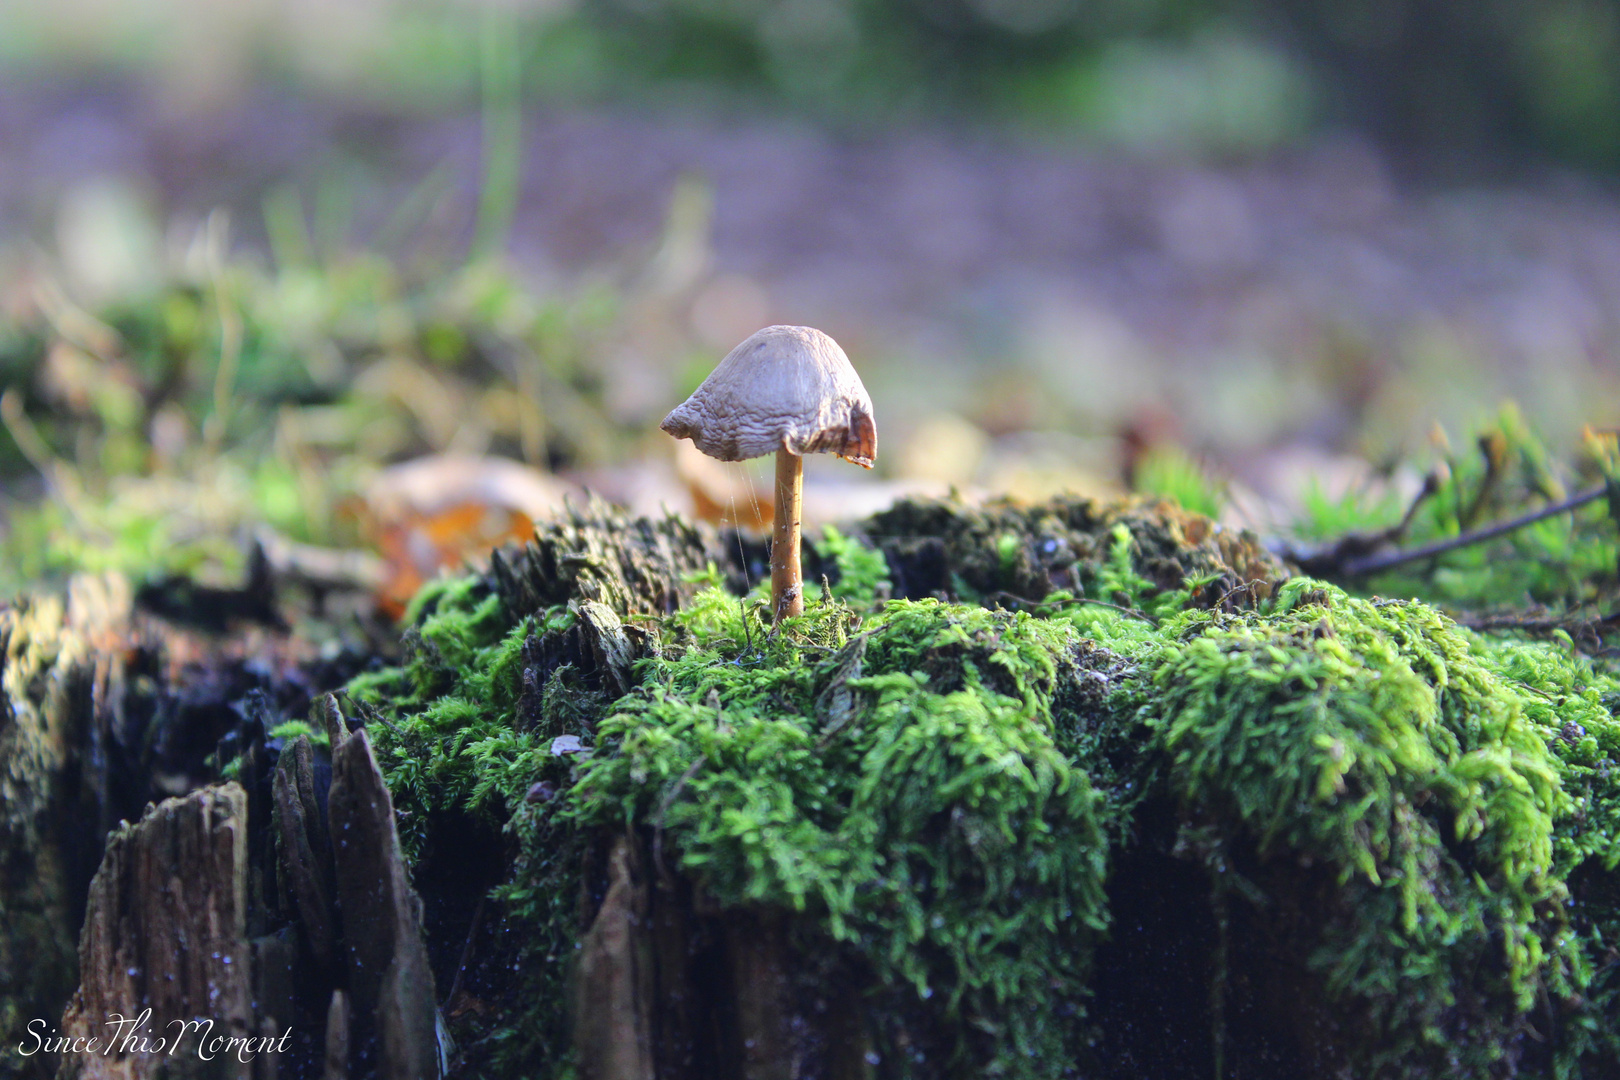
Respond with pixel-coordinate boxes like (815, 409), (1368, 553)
(7, 0), (1620, 613)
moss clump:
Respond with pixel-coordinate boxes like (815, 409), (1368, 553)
(352, 562), (1131, 1076)
(1468, 633), (1620, 1076)
(817, 522), (893, 607)
(1146, 577), (1620, 1077)
(573, 590), (1119, 1073)
(862, 493), (1282, 614)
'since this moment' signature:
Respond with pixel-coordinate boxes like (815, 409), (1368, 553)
(17, 1010), (292, 1064)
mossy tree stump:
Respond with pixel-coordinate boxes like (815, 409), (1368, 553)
(6, 496), (1620, 1080)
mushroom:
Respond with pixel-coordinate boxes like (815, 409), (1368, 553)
(661, 325), (877, 623)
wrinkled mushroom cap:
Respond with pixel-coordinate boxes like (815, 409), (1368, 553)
(660, 325), (877, 467)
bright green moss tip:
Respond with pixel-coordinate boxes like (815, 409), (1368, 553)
(819, 523), (892, 607)
(267, 719), (328, 748)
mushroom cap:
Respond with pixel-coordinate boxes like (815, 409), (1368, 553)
(660, 325), (877, 467)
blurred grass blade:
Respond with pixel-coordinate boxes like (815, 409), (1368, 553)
(263, 183), (313, 270)
(202, 210), (243, 451)
(373, 161), (457, 257)
(471, 7), (522, 264)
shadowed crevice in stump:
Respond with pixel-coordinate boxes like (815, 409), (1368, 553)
(575, 835), (654, 1080)
(272, 736), (337, 977)
(573, 832), (878, 1080)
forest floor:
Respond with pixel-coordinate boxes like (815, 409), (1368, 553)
(7, 75), (1620, 478)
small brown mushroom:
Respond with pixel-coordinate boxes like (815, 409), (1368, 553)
(661, 325), (876, 623)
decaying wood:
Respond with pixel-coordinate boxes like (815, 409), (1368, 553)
(1, 577), (134, 1075)
(38, 686), (445, 1080)
(271, 736), (336, 972)
(250, 930), (297, 1071)
(724, 912), (794, 1080)
(14, 495), (1511, 1080)
(1, 565), (379, 1078)
(57, 784), (253, 1080)
(571, 601), (642, 699)
(488, 497), (725, 620)
(575, 833), (882, 1080)
(327, 726), (441, 1080)
(575, 835), (654, 1080)
(322, 991), (348, 1080)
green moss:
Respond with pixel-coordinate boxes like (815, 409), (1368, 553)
(818, 523), (892, 608)
(862, 492), (1283, 616)
(266, 719), (327, 748)
(1467, 633), (1620, 1076)
(1302, 406), (1620, 622)
(1146, 577), (1614, 1075)
(573, 591), (1119, 1074)
(346, 574), (590, 1077)
(348, 579), (572, 854)
(1134, 443), (1226, 519)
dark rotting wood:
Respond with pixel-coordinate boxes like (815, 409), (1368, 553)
(723, 911), (795, 1080)
(327, 726), (442, 1080)
(272, 736), (336, 973)
(57, 784), (254, 1079)
(322, 991), (349, 1080)
(575, 835), (655, 1080)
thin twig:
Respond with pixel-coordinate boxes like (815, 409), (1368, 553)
(1458, 432), (1507, 530)
(1289, 469), (1441, 577)
(1339, 484), (1607, 577)
(1212, 580), (1265, 611)
(1454, 609), (1620, 635)
(988, 590), (1155, 623)
(442, 894), (487, 1009)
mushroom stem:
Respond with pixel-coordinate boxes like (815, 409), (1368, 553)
(771, 448), (804, 623)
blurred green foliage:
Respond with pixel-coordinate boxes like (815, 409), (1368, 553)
(12, 0), (1620, 167)
(1133, 443), (1225, 519)
(0, 248), (624, 593)
(586, 0), (1620, 166)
